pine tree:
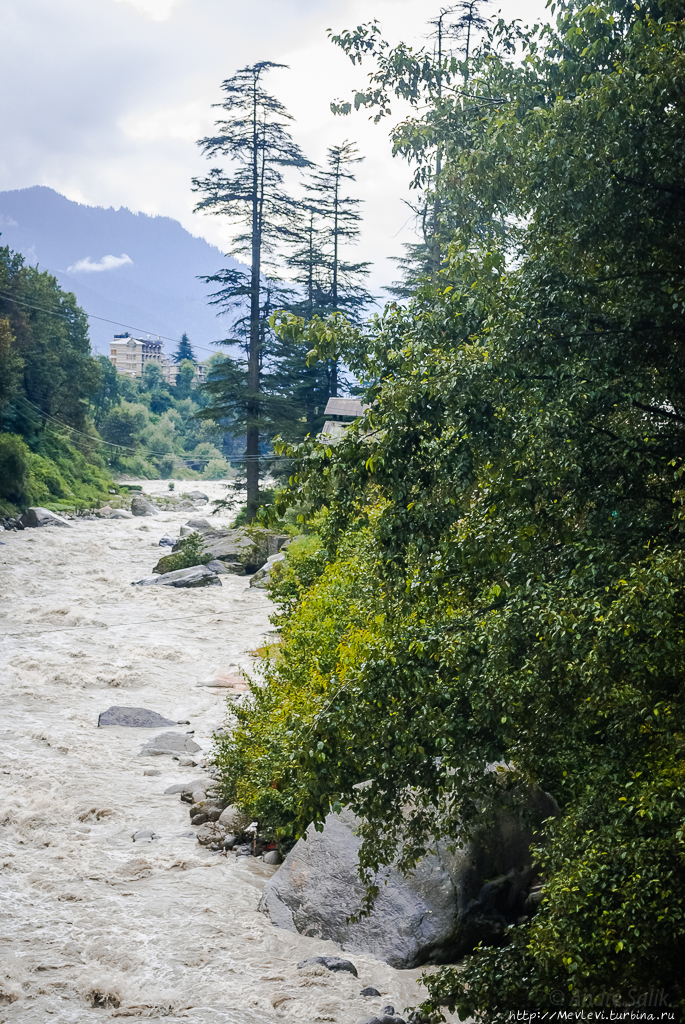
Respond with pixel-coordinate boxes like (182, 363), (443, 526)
(174, 332), (195, 364)
(302, 141), (372, 396)
(192, 61), (310, 521)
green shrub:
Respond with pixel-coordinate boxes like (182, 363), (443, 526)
(152, 531), (210, 574)
(0, 433), (32, 507)
(211, 532), (370, 840)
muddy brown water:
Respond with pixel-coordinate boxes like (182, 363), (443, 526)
(0, 484), (455, 1023)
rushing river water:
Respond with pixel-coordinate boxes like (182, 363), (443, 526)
(0, 483), (444, 1024)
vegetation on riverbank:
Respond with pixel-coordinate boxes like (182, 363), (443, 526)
(0, 245), (234, 516)
(215, 0), (685, 1016)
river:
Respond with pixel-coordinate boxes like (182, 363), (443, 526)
(0, 483), (441, 1024)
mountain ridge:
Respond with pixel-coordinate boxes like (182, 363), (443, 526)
(0, 186), (241, 357)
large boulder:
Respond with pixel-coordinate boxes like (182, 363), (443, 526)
(98, 707), (178, 728)
(173, 527), (270, 575)
(132, 565), (221, 588)
(131, 494), (158, 517)
(20, 507), (71, 528)
(185, 490), (209, 502)
(259, 801), (555, 969)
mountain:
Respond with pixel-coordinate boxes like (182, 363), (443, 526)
(0, 186), (241, 358)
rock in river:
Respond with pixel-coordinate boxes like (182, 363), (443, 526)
(132, 565), (221, 588)
(20, 507), (71, 528)
(98, 707), (178, 728)
(138, 731), (202, 757)
(207, 559), (243, 575)
(259, 800), (556, 969)
(131, 494), (158, 517)
(297, 956), (358, 977)
(173, 526), (270, 575)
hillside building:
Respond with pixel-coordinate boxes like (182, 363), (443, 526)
(321, 397), (367, 440)
(109, 333), (206, 387)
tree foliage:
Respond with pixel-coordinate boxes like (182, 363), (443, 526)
(193, 61), (311, 521)
(0, 246), (112, 513)
(219, 0), (685, 1014)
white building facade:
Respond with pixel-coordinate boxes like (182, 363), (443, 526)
(109, 333), (177, 384)
(110, 333), (207, 387)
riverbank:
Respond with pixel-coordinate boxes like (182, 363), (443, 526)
(0, 485), (441, 1023)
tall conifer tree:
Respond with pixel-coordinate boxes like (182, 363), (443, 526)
(301, 141), (372, 395)
(173, 332), (195, 364)
(192, 61), (310, 521)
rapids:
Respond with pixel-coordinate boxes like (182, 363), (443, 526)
(0, 483), (446, 1023)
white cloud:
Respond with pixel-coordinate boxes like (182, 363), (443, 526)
(0, 0), (549, 295)
(66, 253), (133, 273)
(111, 0), (181, 21)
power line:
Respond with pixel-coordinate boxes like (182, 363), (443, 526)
(0, 289), (231, 358)
(13, 393), (295, 464)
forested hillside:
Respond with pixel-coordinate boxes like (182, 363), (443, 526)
(215, 0), (685, 1015)
(0, 246), (233, 516)
(0, 245), (113, 515)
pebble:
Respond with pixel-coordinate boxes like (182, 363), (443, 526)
(143, 769), (162, 776)
(297, 956), (358, 977)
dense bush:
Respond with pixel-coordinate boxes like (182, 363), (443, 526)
(215, 0), (685, 1015)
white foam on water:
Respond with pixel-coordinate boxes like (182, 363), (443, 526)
(0, 483), (453, 1023)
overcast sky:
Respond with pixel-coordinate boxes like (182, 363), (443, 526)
(0, 0), (548, 297)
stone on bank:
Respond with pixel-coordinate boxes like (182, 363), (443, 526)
(259, 799), (556, 969)
(20, 507), (71, 528)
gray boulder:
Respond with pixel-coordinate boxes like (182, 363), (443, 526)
(98, 707), (177, 728)
(20, 506), (71, 528)
(158, 535), (175, 547)
(179, 518), (214, 536)
(138, 731), (202, 757)
(132, 828), (158, 842)
(131, 494), (158, 517)
(207, 559), (243, 575)
(132, 565), (221, 588)
(218, 804), (250, 832)
(297, 956), (357, 977)
(268, 534), (290, 556)
(109, 509), (134, 519)
(173, 527), (270, 575)
(259, 802), (555, 969)
(186, 490), (209, 502)
(250, 551), (286, 589)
